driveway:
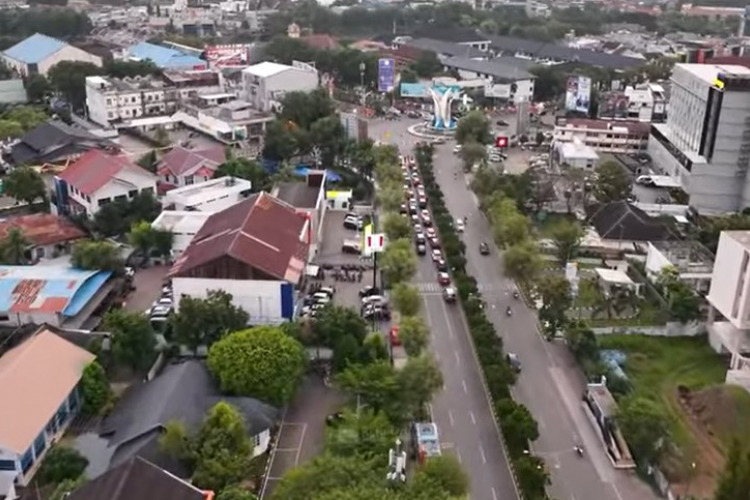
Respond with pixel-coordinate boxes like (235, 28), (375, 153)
(124, 265), (169, 313)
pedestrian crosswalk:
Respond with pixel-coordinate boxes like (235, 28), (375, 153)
(413, 282), (516, 294)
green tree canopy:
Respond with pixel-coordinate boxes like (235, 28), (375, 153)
(36, 446), (88, 486)
(80, 361), (111, 416)
(382, 212), (411, 241)
(48, 61), (101, 110)
(171, 290), (249, 353)
(503, 241), (542, 282)
(103, 309), (157, 372)
(455, 110), (492, 146)
(549, 219), (583, 264)
(0, 227), (30, 265)
(396, 354), (443, 420)
(326, 408), (398, 460)
(391, 283), (420, 316)
(379, 238), (417, 286)
(594, 161), (632, 203)
(3, 166), (46, 205)
(214, 157), (272, 192)
(71, 240), (123, 272)
(412, 455), (469, 497)
(398, 316), (429, 357)
(616, 395), (669, 463)
(459, 140), (487, 172)
(313, 304), (368, 347)
(207, 326), (306, 406)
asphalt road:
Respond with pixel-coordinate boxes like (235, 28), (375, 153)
(371, 117), (659, 500)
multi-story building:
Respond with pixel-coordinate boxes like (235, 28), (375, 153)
(553, 118), (650, 154)
(241, 61), (319, 113)
(647, 64), (750, 214)
(599, 83), (667, 123)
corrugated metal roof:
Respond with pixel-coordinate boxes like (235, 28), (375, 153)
(127, 42), (206, 69)
(3, 33), (66, 64)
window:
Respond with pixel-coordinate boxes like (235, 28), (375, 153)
(0, 460), (15, 471)
(98, 197), (111, 207)
(254, 433), (261, 447)
(114, 194), (127, 203)
(128, 189), (138, 198)
(185, 175), (194, 185)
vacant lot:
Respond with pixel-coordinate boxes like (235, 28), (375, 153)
(598, 334), (749, 498)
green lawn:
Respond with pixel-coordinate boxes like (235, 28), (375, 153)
(534, 213), (578, 239)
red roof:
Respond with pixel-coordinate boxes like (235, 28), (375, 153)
(0, 214), (86, 247)
(58, 149), (146, 196)
(157, 145), (226, 178)
(301, 34), (340, 51)
(169, 192), (309, 283)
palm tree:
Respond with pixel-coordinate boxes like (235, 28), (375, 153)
(593, 287), (639, 319)
(0, 228), (30, 264)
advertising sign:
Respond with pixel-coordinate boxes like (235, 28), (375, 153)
(204, 44), (250, 68)
(598, 92), (630, 119)
(378, 58), (395, 93)
(365, 233), (386, 253)
(484, 83), (511, 99)
(400, 83), (427, 97)
(565, 76), (592, 114)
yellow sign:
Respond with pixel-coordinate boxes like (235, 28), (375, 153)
(714, 77), (725, 90)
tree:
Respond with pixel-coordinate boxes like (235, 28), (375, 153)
(488, 197), (529, 247)
(216, 486), (259, 500)
(80, 361), (110, 416)
(495, 398), (539, 454)
(4, 106), (47, 131)
(529, 65), (566, 101)
(214, 157), (272, 192)
(263, 119), (301, 161)
(593, 161), (632, 203)
(171, 290), (249, 353)
(382, 212), (411, 241)
(3, 166), (46, 205)
(270, 454), (380, 500)
(514, 454), (550, 500)
(398, 316), (429, 357)
(280, 88), (336, 130)
(0, 120), (24, 140)
(35, 446), (88, 485)
(136, 150), (158, 173)
(412, 455), (469, 497)
(336, 361), (403, 420)
(0, 227), (30, 264)
(192, 402), (253, 491)
(25, 74), (50, 103)
(537, 274), (572, 338)
(326, 408), (398, 460)
(549, 219), (583, 264)
(400, 69), (418, 83)
(313, 304), (368, 347)
(103, 310), (157, 372)
(396, 354), (443, 419)
(376, 184), (403, 213)
(459, 140), (487, 172)
(391, 283), (420, 316)
(207, 326), (306, 406)
(310, 115), (347, 166)
(616, 395), (669, 463)
(71, 240), (123, 271)
(379, 238), (417, 285)
(413, 51), (442, 78)
(657, 267), (701, 323)
(129, 220), (156, 255)
(503, 241), (542, 282)
(47, 61), (100, 110)
(455, 110), (492, 145)
(159, 420), (191, 460)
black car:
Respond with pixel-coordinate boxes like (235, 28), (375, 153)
(416, 243), (427, 255)
(363, 306), (391, 321)
(479, 242), (490, 255)
(359, 285), (381, 298)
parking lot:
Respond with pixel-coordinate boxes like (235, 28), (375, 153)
(124, 265), (169, 313)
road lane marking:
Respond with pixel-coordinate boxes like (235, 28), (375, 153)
(454, 350), (460, 366)
(492, 488), (498, 500)
(469, 411), (476, 425)
(448, 410), (455, 427)
(479, 445), (487, 464)
(295, 424), (307, 466)
(456, 448), (463, 464)
(462, 379), (468, 393)
(440, 299), (456, 339)
(422, 296), (432, 326)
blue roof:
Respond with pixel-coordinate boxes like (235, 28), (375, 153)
(0, 266), (112, 317)
(3, 33), (67, 64)
(127, 42), (206, 69)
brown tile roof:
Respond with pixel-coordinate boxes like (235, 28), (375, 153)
(169, 192), (309, 283)
(157, 145), (226, 178)
(0, 214), (86, 247)
(58, 149), (155, 195)
(0, 328), (95, 453)
(301, 34), (340, 50)
(66, 456), (209, 500)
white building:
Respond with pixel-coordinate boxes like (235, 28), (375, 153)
(648, 64), (750, 214)
(1, 33), (102, 77)
(151, 211), (213, 257)
(556, 139), (599, 170)
(645, 240), (714, 293)
(553, 118), (651, 154)
(163, 177), (253, 212)
(441, 56), (535, 103)
(56, 149), (157, 218)
(600, 84), (667, 123)
(242, 61), (319, 113)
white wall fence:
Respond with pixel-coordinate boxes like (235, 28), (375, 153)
(591, 321), (705, 337)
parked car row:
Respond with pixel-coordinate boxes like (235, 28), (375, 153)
(301, 286), (336, 319)
(147, 282), (174, 323)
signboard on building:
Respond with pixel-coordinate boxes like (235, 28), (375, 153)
(378, 58), (395, 93)
(565, 76), (592, 114)
(400, 83), (427, 97)
(204, 44), (250, 68)
(366, 233), (386, 253)
(484, 83), (511, 99)
(598, 92), (630, 119)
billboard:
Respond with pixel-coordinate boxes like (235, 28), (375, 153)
(565, 76), (592, 114)
(378, 58), (395, 93)
(204, 44), (250, 68)
(400, 83), (427, 97)
(484, 83), (511, 99)
(598, 92), (630, 119)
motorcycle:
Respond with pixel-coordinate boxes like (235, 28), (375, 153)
(574, 445), (584, 457)
(506, 306), (512, 317)
(513, 291), (519, 300)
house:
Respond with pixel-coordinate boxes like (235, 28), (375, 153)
(272, 170), (327, 259)
(66, 456), (211, 500)
(587, 201), (672, 249)
(401, 38), (485, 60)
(645, 240), (714, 293)
(0, 266), (113, 328)
(100, 361), (278, 476)
(241, 61), (319, 112)
(55, 149), (158, 218)
(122, 42), (207, 71)
(8, 120), (116, 167)
(151, 211), (213, 257)
(162, 177), (253, 212)
(168, 192), (309, 324)
(157, 144), (226, 188)
(0, 214), (86, 261)
(1, 33), (103, 77)
(0, 328), (95, 486)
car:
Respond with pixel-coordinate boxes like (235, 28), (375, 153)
(150, 305), (172, 318)
(636, 175), (656, 186)
(318, 287), (335, 297)
(399, 203), (408, 214)
(415, 232), (426, 244)
(453, 145), (462, 154)
(408, 203), (418, 215)
(436, 259), (448, 272)
(362, 295), (387, 306)
(430, 237), (441, 249)
(411, 214), (420, 225)
(416, 243), (427, 255)
(418, 197), (428, 209)
(421, 209), (431, 219)
(438, 272), (451, 285)
(496, 119), (509, 126)
(363, 305), (391, 321)
(359, 286), (380, 298)
(343, 219), (363, 230)
(489, 154), (502, 163)
(342, 241), (361, 254)
(431, 249), (442, 262)
(426, 227), (437, 239)
(443, 287), (457, 303)
(125, 267), (136, 278)
(479, 242), (490, 255)
(422, 215), (432, 227)
(456, 219), (465, 232)
(326, 412), (345, 426)
(507, 353), (522, 373)
(311, 293), (331, 305)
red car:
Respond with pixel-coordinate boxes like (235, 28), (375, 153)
(438, 272), (451, 285)
(426, 227), (437, 239)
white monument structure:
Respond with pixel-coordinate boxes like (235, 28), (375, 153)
(427, 85), (461, 131)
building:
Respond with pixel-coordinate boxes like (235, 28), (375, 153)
(647, 64), (750, 214)
(162, 177), (253, 212)
(66, 457), (211, 500)
(1, 33), (103, 77)
(157, 144), (226, 188)
(413, 28), (491, 52)
(441, 56), (535, 103)
(272, 170), (327, 258)
(0, 79), (27, 104)
(174, 97), (273, 149)
(0, 266), (113, 328)
(554, 118), (650, 154)
(645, 240), (714, 293)
(55, 149), (157, 218)
(598, 84), (667, 123)
(588, 200), (672, 247)
(242, 61), (319, 113)
(151, 211), (212, 257)
(0, 328), (95, 486)
(556, 139), (600, 170)
(168, 192), (310, 324)
(121, 42), (206, 71)
(7, 120), (116, 166)
(0, 214), (86, 261)
(162, 70), (223, 99)
(401, 38), (485, 60)
(100, 361), (277, 477)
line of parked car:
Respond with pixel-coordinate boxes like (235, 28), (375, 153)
(147, 281), (174, 325)
(300, 286), (336, 319)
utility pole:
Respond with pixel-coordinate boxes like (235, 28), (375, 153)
(386, 438), (406, 482)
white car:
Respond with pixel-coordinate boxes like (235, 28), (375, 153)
(453, 145), (462, 154)
(456, 219), (465, 232)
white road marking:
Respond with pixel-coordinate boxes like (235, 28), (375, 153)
(454, 350), (460, 366)
(462, 379), (468, 393)
(440, 299), (456, 339)
(295, 424), (307, 466)
(448, 410), (455, 427)
(422, 296), (432, 326)
(456, 448), (463, 464)
(479, 445), (487, 464)
(611, 484), (625, 500)
(469, 411), (476, 425)
(492, 488), (498, 500)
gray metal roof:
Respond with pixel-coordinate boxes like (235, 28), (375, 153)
(405, 38), (485, 59)
(442, 56), (535, 81)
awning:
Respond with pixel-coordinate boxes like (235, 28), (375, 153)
(305, 264), (320, 277)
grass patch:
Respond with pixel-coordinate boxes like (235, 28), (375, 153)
(533, 213), (577, 239)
